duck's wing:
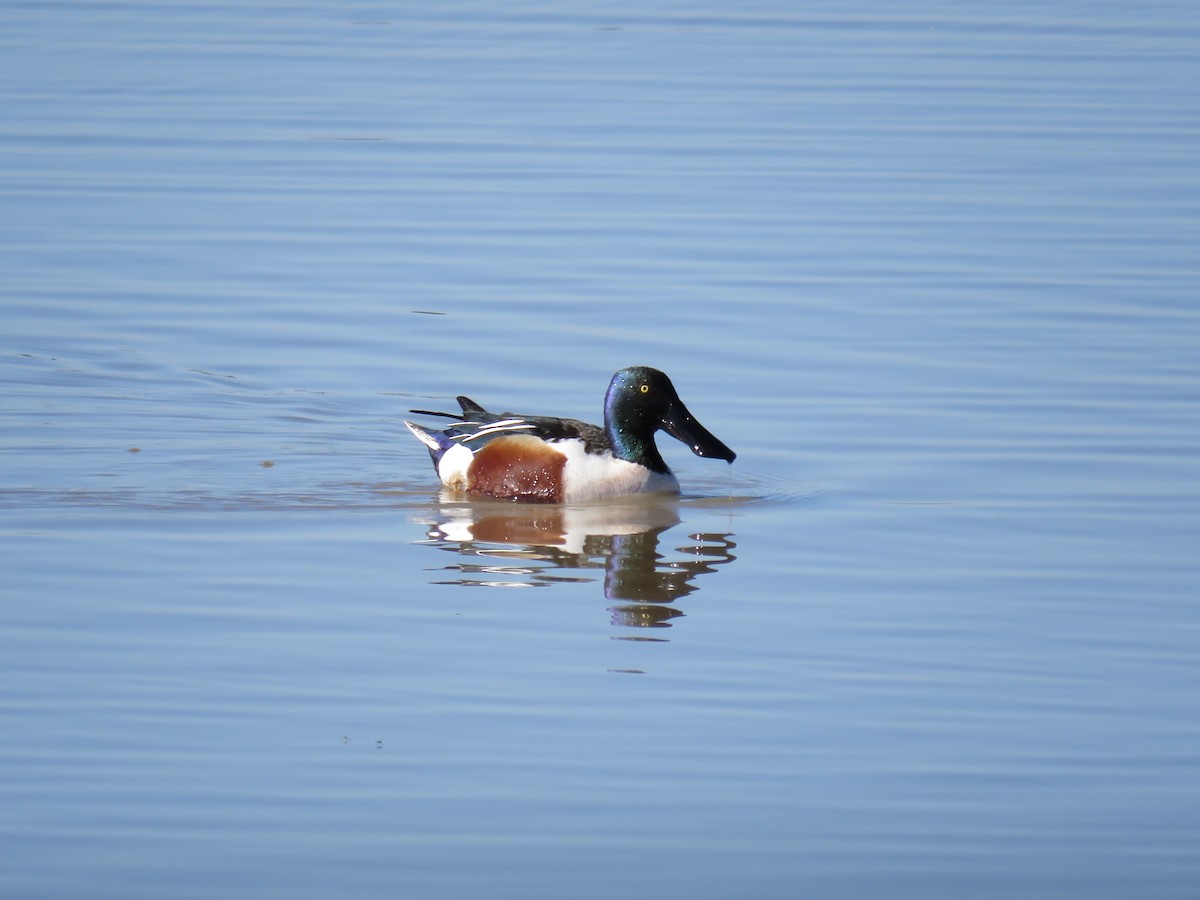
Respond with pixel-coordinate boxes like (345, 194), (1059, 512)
(446, 413), (609, 453)
(408, 398), (610, 454)
(498, 415), (610, 453)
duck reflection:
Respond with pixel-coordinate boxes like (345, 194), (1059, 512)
(414, 499), (737, 630)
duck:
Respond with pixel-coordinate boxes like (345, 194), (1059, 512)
(404, 365), (735, 503)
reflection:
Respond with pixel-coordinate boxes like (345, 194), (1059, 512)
(414, 498), (737, 631)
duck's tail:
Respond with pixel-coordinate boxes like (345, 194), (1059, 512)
(404, 421), (454, 459)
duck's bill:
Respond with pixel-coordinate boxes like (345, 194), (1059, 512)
(661, 402), (737, 463)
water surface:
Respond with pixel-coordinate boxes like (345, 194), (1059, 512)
(3, 3), (1199, 898)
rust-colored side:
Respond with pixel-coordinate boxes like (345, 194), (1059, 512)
(467, 434), (567, 503)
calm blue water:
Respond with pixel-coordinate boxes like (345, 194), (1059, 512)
(3, 3), (1200, 898)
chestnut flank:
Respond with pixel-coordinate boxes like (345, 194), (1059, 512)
(467, 434), (567, 502)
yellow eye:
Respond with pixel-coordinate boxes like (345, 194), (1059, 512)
(639, 384), (649, 394)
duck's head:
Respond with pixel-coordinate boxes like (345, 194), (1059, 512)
(604, 366), (736, 469)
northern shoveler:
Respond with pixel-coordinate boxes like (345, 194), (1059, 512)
(404, 365), (736, 503)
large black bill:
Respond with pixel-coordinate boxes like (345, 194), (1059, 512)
(660, 402), (736, 463)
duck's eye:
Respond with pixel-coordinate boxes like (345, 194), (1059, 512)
(639, 383), (650, 394)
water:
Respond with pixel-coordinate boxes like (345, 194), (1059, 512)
(3, 3), (1200, 898)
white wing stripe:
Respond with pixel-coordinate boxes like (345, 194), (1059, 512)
(455, 418), (538, 444)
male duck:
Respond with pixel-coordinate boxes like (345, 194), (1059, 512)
(405, 365), (736, 503)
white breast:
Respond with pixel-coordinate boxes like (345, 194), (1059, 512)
(557, 440), (679, 501)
